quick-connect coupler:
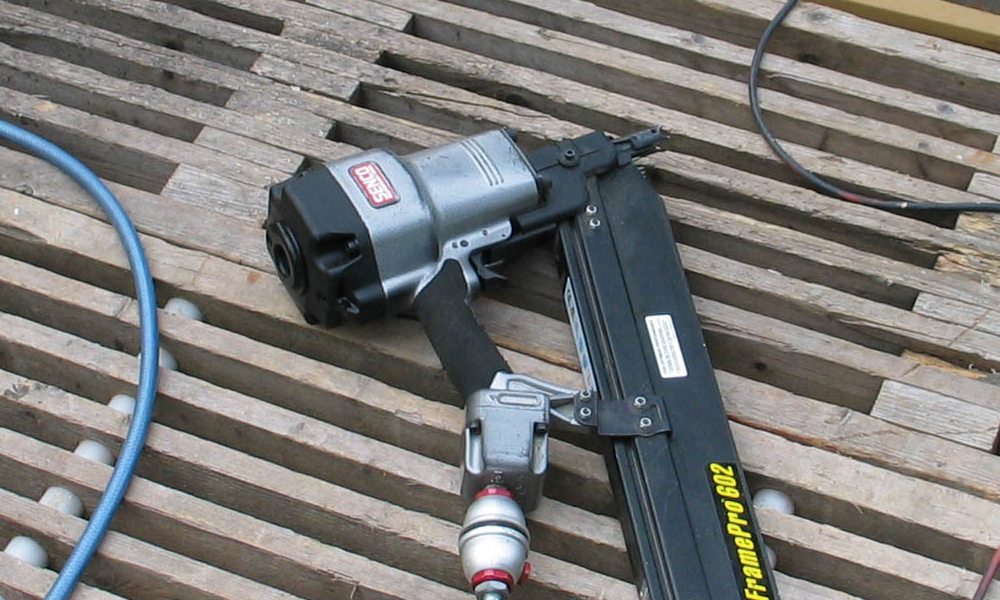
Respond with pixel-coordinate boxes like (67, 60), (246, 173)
(458, 487), (532, 600)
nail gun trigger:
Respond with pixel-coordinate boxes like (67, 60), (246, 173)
(471, 253), (508, 288)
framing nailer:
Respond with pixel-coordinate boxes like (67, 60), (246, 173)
(264, 128), (778, 600)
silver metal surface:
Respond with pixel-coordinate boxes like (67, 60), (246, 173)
(462, 373), (582, 510)
(475, 581), (511, 600)
(325, 130), (538, 315)
(459, 492), (529, 594)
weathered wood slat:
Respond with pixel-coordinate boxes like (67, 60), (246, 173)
(20, 0), (995, 215)
(0, 86), (283, 192)
(0, 487), (306, 600)
(913, 294), (1000, 338)
(0, 553), (124, 600)
(0, 378), (853, 600)
(665, 195), (1000, 311)
(3, 244), (998, 510)
(0, 311), (632, 585)
(0, 4), (457, 163)
(759, 509), (1000, 600)
(431, 0), (1000, 149)
(587, 0), (1000, 111)
(872, 381), (1000, 451)
(0, 372), (632, 600)
(0, 429), (476, 600)
(2, 215), (997, 579)
(0, 252), (614, 517)
(354, 0), (999, 190)
(736, 423), (1000, 572)
(5, 300), (988, 600)
(0, 146), (271, 270)
(2, 0), (999, 597)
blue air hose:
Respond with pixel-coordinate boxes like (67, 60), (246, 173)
(0, 119), (159, 600)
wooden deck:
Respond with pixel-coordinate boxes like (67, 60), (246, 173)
(0, 0), (998, 598)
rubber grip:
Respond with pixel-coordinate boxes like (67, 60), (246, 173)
(413, 260), (510, 401)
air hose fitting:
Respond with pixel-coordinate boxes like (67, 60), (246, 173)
(458, 486), (532, 599)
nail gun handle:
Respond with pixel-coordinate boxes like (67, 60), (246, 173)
(413, 259), (510, 402)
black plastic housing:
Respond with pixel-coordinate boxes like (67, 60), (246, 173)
(265, 166), (385, 327)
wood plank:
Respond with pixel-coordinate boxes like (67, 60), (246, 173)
(913, 294), (1000, 338)
(0, 375), (631, 600)
(813, 0), (1000, 51)
(192, 127), (301, 173)
(248, 43), (1000, 277)
(0, 252), (614, 517)
(232, 0), (1000, 206)
(717, 371), (1000, 502)
(168, 0), (415, 32)
(160, 164), (272, 222)
(0, 553), (124, 600)
(3, 222), (998, 570)
(3, 249), (999, 509)
(432, 0), (1000, 149)
(0, 312), (631, 584)
(0, 86), (284, 191)
(759, 509), (1000, 600)
(0, 488), (305, 600)
(587, 0), (1000, 111)
(347, 0), (998, 189)
(1, 288), (992, 596)
(0, 146), (271, 270)
(25, 0), (996, 217)
(4, 181), (1000, 406)
(871, 381), (1000, 451)
(674, 243), (1000, 369)
(772, 574), (864, 600)
(665, 194), (1000, 311)
(0, 3), (358, 117)
(736, 423), (1000, 572)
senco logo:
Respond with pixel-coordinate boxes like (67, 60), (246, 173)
(349, 162), (399, 208)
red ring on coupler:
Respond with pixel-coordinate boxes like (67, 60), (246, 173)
(474, 486), (514, 500)
(471, 569), (515, 590)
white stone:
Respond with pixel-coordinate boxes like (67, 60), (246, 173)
(108, 394), (137, 416)
(3, 536), (47, 568)
(753, 488), (795, 515)
(164, 297), (203, 321)
(74, 439), (114, 465)
(39, 486), (84, 517)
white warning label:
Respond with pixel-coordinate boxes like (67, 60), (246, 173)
(645, 315), (688, 379)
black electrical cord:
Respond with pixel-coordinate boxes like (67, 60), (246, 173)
(749, 0), (1000, 213)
